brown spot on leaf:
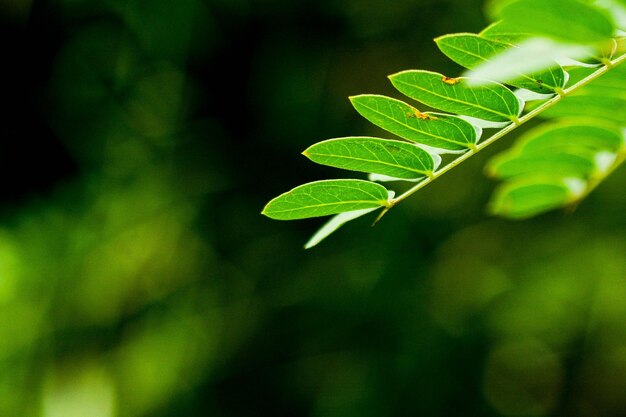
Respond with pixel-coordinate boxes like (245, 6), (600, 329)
(407, 108), (437, 120)
(442, 76), (461, 85)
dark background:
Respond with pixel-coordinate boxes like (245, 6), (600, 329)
(1, 0), (626, 416)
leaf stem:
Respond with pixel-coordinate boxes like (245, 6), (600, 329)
(382, 52), (626, 217)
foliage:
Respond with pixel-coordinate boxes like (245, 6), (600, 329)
(6, 0), (626, 416)
(263, 0), (626, 248)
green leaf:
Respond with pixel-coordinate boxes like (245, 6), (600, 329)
(515, 123), (624, 153)
(389, 70), (522, 123)
(487, 151), (597, 179)
(480, 21), (528, 44)
(588, 63), (626, 93)
(567, 64), (626, 99)
(436, 33), (566, 93)
(350, 95), (478, 151)
(489, 178), (580, 219)
(304, 207), (380, 249)
(464, 38), (591, 89)
(303, 137), (437, 180)
(540, 94), (626, 124)
(564, 66), (598, 87)
(498, 0), (615, 44)
(262, 179), (390, 220)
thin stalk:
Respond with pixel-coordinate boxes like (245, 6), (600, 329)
(379, 52), (626, 219)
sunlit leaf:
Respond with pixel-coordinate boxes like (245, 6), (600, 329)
(489, 178), (579, 219)
(389, 70), (522, 123)
(567, 64), (626, 98)
(436, 33), (566, 93)
(262, 180), (390, 220)
(564, 66), (597, 86)
(588, 62), (626, 90)
(464, 38), (591, 88)
(304, 207), (380, 249)
(480, 21), (528, 44)
(303, 187), (394, 249)
(487, 151), (597, 179)
(515, 123), (623, 153)
(350, 95), (479, 151)
(303, 137), (437, 179)
(498, 0), (615, 44)
(514, 88), (554, 103)
(540, 94), (626, 124)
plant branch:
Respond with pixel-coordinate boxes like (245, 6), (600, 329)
(380, 52), (626, 218)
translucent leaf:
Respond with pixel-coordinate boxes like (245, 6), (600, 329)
(457, 116), (510, 129)
(480, 21), (528, 44)
(564, 66), (597, 87)
(567, 64), (626, 98)
(262, 180), (390, 220)
(303, 137), (437, 180)
(303, 190), (395, 249)
(350, 95), (479, 151)
(487, 151), (597, 179)
(489, 178), (578, 219)
(540, 94), (626, 124)
(304, 207), (379, 249)
(368, 173), (422, 183)
(464, 38), (592, 88)
(588, 63), (626, 92)
(436, 33), (566, 93)
(389, 70), (522, 123)
(515, 123), (623, 153)
(498, 0), (615, 44)
(514, 88), (554, 102)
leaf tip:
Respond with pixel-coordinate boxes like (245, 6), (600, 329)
(260, 201), (275, 218)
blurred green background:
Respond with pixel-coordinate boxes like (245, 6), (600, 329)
(1, 0), (626, 416)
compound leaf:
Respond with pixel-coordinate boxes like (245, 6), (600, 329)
(350, 95), (478, 151)
(262, 179), (390, 220)
(303, 137), (437, 180)
(389, 70), (522, 123)
(436, 33), (566, 93)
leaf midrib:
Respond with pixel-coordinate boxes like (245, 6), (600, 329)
(266, 200), (385, 215)
(394, 76), (515, 120)
(358, 101), (473, 147)
(441, 40), (560, 90)
(307, 151), (430, 175)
